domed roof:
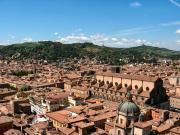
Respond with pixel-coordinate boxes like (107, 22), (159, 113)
(118, 92), (140, 116)
(118, 101), (140, 116)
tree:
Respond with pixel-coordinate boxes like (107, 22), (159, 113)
(20, 85), (31, 92)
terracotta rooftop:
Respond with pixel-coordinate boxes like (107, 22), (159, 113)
(58, 127), (78, 135)
(4, 129), (23, 135)
(0, 116), (12, 124)
(169, 126), (180, 134)
(32, 122), (48, 132)
(73, 121), (95, 128)
(23, 127), (34, 135)
(134, 120), (153, 128)
(156, 123), (172, 133)
(66, 105), (86, 114)
(90, 111), (116, 122)
(46, 92), (69, 100)
(105, 121), (125, 129)
(72, 85), (88, 91)
(46, 110), (86, 124)
(91, 127), (107, 135)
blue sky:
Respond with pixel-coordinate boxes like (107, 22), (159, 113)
(0, 0), (180, 50)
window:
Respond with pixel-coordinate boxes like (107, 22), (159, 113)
(120, 119), (123, 124)
(126, 120), (130, 127)
(124, 84), (128, 87)
(118, 130), (121, 135)
(146, 87), (149, 91)
(135, 85), (138, 89)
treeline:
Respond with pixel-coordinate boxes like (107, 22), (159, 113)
(11, 70), (34, 77)
(0, 41), (180, 65)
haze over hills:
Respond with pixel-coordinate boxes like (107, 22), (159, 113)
(0, 41), (179, 64)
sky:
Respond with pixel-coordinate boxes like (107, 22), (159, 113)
(0, 0), (180, 50)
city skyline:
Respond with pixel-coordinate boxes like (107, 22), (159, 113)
(0, 0), (180, 50)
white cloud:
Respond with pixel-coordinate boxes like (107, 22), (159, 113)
(176, 40), (180, 44)
(135, 39), (143, 44)
(54, 32), (59, 36)
(169, 0), (180, 7)
(56, 33), (160, 48)
(23, 37), (33, 42)
(111, 38), (118, 41)
(0, 39), (12, 45)
(0, 42), (8, 45)
(161, 21), (180, 26)
(116, 26), (159, 36)
(176, 29), (180, 33)
(130, 1), (142, 8)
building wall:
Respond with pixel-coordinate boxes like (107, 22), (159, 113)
(47, 103), (59, 112)
(170, 97), (180, 109)
(113, 77), (122, 86)
(118, 115), (127, 127)
(151, 110), (161, 120)
(50, 119), (65, 130)
(72, 88), (88, 98)
(132, 80), (143, 90)
(96, 75), (104, 82)
(168, 77), (180, 86)
(122, 79), (131, 88)
(104, 76), (113, 84)
(10, 99), (30, 115)
(64, 83), (72, 91)
(134, 127), (143, 135)
(95, 74), (155, 92)
(134, 126), (151, 135)
(176, 87), (180, 94)
(142, 81), (154, 92)
(109, 128), (125, 135)
(105, 123), (113, 133)
(143, 126), (152, 135)
(94, 119), (106, 129)
(47, 97), (68, 112)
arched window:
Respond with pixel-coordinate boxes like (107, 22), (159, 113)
(115, 82), (118, 86)
(135, 85), (138, 89)
(118, 130), (121, 135)
(120, 119), (123, 124)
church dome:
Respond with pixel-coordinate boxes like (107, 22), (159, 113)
(118, 92), (140, 116)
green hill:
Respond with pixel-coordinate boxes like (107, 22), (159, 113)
(0, 41), (179, 64)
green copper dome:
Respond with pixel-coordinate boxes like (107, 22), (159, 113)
(118, 101), (140, 116)
(118, 92), (140, 116)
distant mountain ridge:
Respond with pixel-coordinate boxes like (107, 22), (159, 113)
(0, 41), (179, 64)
